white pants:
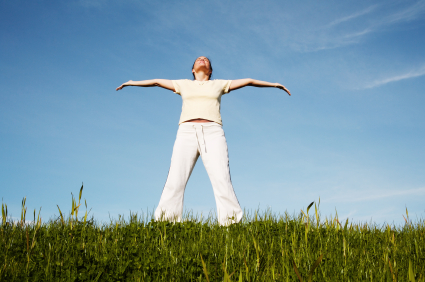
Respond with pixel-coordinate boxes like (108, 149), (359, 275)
(155, 122), (243, 226)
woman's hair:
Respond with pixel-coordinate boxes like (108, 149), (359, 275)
(192, 57), (213, 80)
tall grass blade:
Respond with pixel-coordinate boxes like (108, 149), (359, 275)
(388, 258), (397, 282)
(315, 203), (319, 226)
(1, 202), (7, 226)
(222, 255), (230, 281)
(252, 235), (261, 271)
(21, 197), (27, 226)
(93, 271), (103, 282)
(78, 183), (83, 204)
(57, 205), (64, 225)
(307, 201), (314, 214)
(200, 254), (210, 282)
(409, 260), (415, 282)
(71, 193), (75, 217)
(293, 260), (303, 282)
(307, 254), (323, 282)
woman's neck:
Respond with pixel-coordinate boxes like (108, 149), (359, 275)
(193, 71), (210, 81)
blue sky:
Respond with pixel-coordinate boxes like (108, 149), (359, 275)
(1, 0), (424, 226)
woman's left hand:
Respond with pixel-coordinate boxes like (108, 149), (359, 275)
(275, 83), (291, 96)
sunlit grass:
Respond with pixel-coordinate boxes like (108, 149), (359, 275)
(1, 185), (424, 281)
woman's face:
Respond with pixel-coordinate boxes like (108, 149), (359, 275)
(193, 56), (211, 74)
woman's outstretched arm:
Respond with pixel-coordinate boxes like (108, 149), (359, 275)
(229, 79), (291, 96)
(116, 79), (175, 92)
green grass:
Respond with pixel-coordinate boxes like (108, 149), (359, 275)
(1, 185), (424, 281)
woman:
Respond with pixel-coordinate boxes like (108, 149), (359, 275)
(116, 56), (290, 226)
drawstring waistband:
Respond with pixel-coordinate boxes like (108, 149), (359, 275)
(193, 124), (207, 153)
(179, 122), (222, 154)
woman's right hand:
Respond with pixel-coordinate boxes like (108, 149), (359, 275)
(116, 80), (133, 91)
(115, 79), (175, 92)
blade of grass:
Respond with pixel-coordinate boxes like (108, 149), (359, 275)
(57, 205), (64, 225)
(409, 260), (415, 282)
(307, 254), (323, 282)
(388, 258), (397, 282)
(200, 254), (210, 282)
(307, 202), (314, 214)
(293, 260), (303, 282)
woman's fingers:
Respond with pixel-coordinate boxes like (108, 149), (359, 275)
(116, 80), (132, 91)
(277, 84), (291, 95)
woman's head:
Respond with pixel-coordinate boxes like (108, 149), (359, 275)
(192, 56), (213, 80)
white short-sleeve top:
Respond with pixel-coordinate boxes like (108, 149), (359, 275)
(172, 79), (232, 125)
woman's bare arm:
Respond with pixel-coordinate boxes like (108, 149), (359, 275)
(229, 79), (290, 96)
(116, 79), (175, 92)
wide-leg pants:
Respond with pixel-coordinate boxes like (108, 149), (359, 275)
(154, 122), (243, 226)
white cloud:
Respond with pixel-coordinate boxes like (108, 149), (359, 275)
(324, 1), (425, 30)
(326, 187), (425, 203)
(72, 0), (425, 55)
(364, 65), (425, 88)
(383, 0), (425, 24)
(339, 208), (400, 225)
(342, 28), (373, 39)
(324, 4), (379, 28)
(302, 1), (425, 52)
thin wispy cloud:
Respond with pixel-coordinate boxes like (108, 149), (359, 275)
(348, 1), (425, 37)
(73, 0), (425, 55)
(383, 0), (425, 24)
(304, 1), (425, 52)
(340, 208), (403, 225)
(324, 1), (425, 30)
(327, 187), (425, 203)
(364, 65), (425, 88)
(341, 28), (373, 40)
(324, 4), (379, 28)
